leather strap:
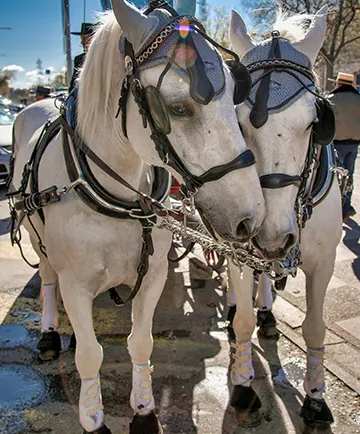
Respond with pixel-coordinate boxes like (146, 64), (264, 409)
(260, 173), (301, 189)
(250, 37), (281, 129)
(107, 222), (154, 306)
(192, 149), (256, 188)
(59, 116), (145, 197)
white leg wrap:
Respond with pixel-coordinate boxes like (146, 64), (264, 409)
(41, 284), (59, 332)
(256, 275), (273, 311)
(79, 374), (104, 432)
(130, 362), (155, 415)
(304, 347), (326, 399)
(230, 340), (254, 387)
(226, 272), (237, 307)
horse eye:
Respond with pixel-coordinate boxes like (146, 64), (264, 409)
(168, 103), (192, 117)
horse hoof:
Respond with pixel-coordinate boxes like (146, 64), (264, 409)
(233, 408), (261, 427)
(300, 395), (334, 432)
(129, 410), (163, 434)
(69, 333), (76, 349)
(84, 424), (112, 433)
(37, 331), (61, 361)
(231, 385), (262, 427)
(257, 325), (280, 340)
(257, 310), (280, 340)
(301, 421), (332, 434)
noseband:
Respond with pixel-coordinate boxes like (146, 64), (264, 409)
(246, 31), (335, 230)
(118, 0), (255, 201)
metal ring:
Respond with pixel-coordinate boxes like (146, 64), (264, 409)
(160, 30), (168, 38)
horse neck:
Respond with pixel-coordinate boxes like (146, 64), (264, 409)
(76, 16), (152, 200)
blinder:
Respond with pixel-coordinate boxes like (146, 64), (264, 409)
(143, 58), (252, 136)
(312, 98), (335, 146)
(144, 86), (171, 135)
(226, 59), (252, 105)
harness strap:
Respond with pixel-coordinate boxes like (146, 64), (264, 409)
(260, 174), (301, 189)
(59, 116), (145, 198)
(168, 241), (195, 263)
(107, 222), (154, 307)
(250, 35), (281, 129)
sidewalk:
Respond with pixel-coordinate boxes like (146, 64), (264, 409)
(271, 160), (360, 396)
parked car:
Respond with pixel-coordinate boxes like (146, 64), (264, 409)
(0, 107), (15, 183)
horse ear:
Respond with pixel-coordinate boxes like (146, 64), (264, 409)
(112, 0), (159, 53)
(292, 5), (328, 66)
(230, 10), (256, 59)
(174, 0), (196, 16)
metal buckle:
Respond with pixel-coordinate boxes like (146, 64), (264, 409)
(181, 194), (196, 216)
(125, 55), (133, 76)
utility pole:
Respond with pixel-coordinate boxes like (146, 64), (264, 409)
(62, 0), (72, 88)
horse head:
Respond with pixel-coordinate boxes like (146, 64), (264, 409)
(78, 0), (265, 243)
(231, 6), (331, 258)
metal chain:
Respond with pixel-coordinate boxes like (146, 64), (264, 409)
(156, 215), (301, 280)
(247, 59), (315, 81)
(136, 16), (192, 66)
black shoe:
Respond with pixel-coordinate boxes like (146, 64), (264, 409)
(343, 207), (356, 222)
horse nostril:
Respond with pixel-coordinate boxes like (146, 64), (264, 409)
(283, 233), (297, 251)
(236, 219), (251, 243)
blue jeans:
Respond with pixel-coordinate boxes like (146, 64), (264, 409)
(334, 143), (359, 213)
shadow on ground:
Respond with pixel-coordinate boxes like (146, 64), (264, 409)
(342, 218), (360, 281)
(0, 254), (224, 433)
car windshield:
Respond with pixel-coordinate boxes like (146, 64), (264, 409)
(0, 109), (16, 125)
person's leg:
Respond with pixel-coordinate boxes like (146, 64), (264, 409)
(335, 145), (357, 218)
(343, 145), (358, 214)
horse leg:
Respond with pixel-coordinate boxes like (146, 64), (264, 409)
(127, 258), (169, 434)
(31, 235), (61, 361)
(228, 264), (262, 428)
(59, 275), (109, 434)
(255, 273), (279, 339)
(225, 269), (237, 337)
(300, 253), (335, 431)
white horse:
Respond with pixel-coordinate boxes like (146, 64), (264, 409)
(11, 1), (266, 432)
(226, 6), (342, 430)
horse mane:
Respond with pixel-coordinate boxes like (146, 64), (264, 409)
(77, 12), (127, 150)
(272, 10), (313, 42)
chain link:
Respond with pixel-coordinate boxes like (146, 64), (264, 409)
(136, 16), (192, 66)
(157, 216), (301, 279)
(247, 59), (315, 81)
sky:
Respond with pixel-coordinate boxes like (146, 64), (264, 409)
(1, 0), (245, 89)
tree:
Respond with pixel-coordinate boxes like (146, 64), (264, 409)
(203, 5), (231, 49)
(52, 71), (67, 88)
(239, 0), (360, 89)
(0, 70), (14, 96)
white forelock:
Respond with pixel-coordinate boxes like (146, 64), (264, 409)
(273, 10), (313, 42)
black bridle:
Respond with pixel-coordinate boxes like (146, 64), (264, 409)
(118, 0), (256, 200)
(246, 32), (334, 231)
